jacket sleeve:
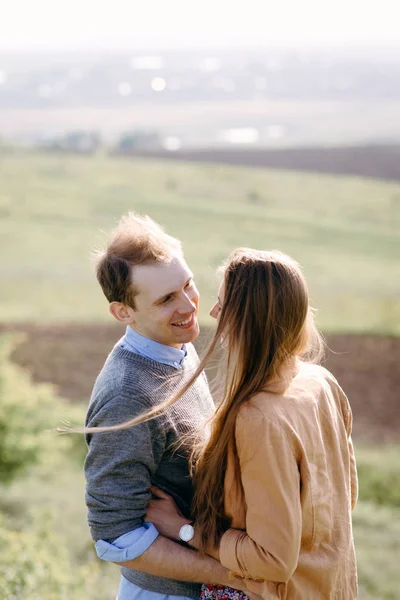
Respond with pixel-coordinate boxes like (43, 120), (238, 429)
(340, 390), (358, 511)
(219, 412), (302, 583)
(324, 369), (358, 511)
(348, 415), (358, 511)
(84, 393), (166, 542)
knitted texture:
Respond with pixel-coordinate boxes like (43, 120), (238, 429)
(85, 340), (214, 598)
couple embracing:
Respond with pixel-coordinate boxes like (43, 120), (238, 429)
(84, 213), (358, 600)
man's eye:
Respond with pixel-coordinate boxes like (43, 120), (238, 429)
(162, 296), (172, 304)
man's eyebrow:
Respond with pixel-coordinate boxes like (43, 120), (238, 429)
(153, 274), (194, 306)
(153, 291), (174, 306)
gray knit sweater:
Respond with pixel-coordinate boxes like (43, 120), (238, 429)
(84, 340), (214, 597)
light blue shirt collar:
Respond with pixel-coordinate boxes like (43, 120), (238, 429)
(121, 326), (187, 369)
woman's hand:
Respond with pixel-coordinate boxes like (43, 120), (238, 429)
(144, 485), (190, 542)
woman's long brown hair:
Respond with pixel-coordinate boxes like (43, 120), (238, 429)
(83, 248), (324, 551)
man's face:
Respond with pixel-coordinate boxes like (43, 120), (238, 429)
(131, 255), (200, 348)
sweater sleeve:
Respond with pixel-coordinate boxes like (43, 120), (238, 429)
(84, 393), (166, 542)
(219, 412), (302, 583)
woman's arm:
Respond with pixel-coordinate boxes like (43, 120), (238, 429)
(342, 392), (358, 510)
(146, 411), (302, 583)
(217, 411), (302, 583)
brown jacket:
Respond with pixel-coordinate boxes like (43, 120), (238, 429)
(219, 361), (358, 599)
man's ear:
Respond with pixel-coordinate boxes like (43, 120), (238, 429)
(109, 302), (135, 324)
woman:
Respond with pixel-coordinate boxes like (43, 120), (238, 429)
(144, 248), (358, 600)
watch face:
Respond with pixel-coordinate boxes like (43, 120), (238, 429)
(180, 523), (194, 542)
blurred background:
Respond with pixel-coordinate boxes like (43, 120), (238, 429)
(0, 1), (399, 598)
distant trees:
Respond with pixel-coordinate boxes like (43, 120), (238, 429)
(116, 129), (162, 153)
(42, 131), (102, 154)
(37, 128), (164, 154)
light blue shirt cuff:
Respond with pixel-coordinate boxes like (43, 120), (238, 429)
(95, 523), (159, 562)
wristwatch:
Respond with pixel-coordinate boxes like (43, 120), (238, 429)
(179, 523), (195, 543)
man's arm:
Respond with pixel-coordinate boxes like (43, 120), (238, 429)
(116, 535), (233, 586)
(95, 523), (234, 586)
(85, 395), (235, 586)
(85, 394), (166, 542)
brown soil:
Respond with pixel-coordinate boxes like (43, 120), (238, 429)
(1, 323), (399, 443)
(121, 145), (400, 182)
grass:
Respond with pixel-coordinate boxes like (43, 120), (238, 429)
(0, 151), (399, 333)
(3, 429), (400, 599)
(348, 445), (400, 599)
(353, 502), (400, 600)
(1, 347), (399, 600)
(2, 446), (120, 600)
(1, 148), (399, 599)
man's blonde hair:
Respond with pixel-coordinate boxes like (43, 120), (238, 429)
(94, 213), (182, 308)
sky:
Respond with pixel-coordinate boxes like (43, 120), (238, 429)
(1, 0), (399, 51)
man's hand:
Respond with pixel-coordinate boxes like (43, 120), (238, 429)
(145, 486), (221, 561)
(143, 487), (256, 596)
(144, 485), (189, 542)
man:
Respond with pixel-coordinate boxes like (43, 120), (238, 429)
(84, 213), (233, 600)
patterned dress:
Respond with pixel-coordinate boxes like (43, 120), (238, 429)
(200, 584), (249, 599)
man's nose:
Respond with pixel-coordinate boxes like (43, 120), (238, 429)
(178, 291), (197, 313)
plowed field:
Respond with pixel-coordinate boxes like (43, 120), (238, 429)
(2, 323), (399, 443)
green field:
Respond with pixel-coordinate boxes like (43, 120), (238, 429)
(1, 151), (399, 332)
(1, 150), (400, 599)
(1, 348), (399, 600)
(2, 381), (399, 600)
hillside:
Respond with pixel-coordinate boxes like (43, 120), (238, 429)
(1, 151), (399, 333)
